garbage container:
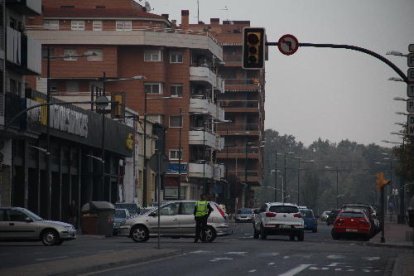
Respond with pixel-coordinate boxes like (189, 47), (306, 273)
(81, 201), (115, 236)
(408, 196), (414, 228)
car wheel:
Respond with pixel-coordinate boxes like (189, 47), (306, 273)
(298, 231), (304, 241)
(131, 225), (149, 242)
(331, 230), (340, 240)
(260, 224), (267, 240)
(41, 229), (60, 246)
(205, 226), (217, 242)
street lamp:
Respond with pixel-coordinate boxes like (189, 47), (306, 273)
(45, 47), (96, 219)
(386, 51), (408, 57)
(295, 158), (314, 205)
(99, 73), (146, 202)
(325, 165), (340, 209)
(143, 94), (172, 206)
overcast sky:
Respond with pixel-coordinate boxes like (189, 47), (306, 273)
(146, 0), (414, 147)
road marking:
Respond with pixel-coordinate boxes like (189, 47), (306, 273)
(36, 256), (68, 261)
(268, 262), (275, 266)
(364, 257), (380, 261)
(279, 264), (312, 276)
(327, 255), (345, 259)
(327, 262), (341, 267)
(248, 269), (257, 273)
(189, 250), (211, 254)
(226, 251), (248, 255)
(210, 257), (233, 262)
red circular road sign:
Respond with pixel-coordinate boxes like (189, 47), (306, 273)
(278, 34), (299, 56)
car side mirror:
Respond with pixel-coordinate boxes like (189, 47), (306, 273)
(25, 217), (33, 223)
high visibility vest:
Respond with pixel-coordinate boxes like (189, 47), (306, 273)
(195, 201), (209, 217)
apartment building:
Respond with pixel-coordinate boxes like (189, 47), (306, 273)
(185, 16), (266, 209)
(27, 0), (227, 206)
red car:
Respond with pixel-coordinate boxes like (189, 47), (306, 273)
(331, 209), (372, 241)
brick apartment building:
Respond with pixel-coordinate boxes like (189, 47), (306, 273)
(186, 15), (266, 209)
(26, 0), (265, 210)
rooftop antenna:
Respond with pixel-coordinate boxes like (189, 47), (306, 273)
(197, 0), (200, 23)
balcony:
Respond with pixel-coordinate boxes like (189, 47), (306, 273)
(6, 27), (41, 75)
(188, 130), (216, 148)
(190, 66), (217, 87)
(7, 0), (42, 15)
(188, 162), (214, 179)
(224, 78), (261, 92)
(189, 98), (225, 121)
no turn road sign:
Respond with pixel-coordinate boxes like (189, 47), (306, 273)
(278, 34), (299, 56)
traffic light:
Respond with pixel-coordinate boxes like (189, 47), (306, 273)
(111, 93), (125, 118)
(375, 172), (391, 191)
(242, 27), (265, 69)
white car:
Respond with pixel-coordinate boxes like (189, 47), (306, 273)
(253, 202), (304, 241)
(119, 200), (232, 242)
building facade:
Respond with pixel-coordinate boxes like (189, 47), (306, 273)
(27, 0), (227, 206)
(0, 1), (135, 226)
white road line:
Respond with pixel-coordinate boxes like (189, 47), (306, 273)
(268, 262), (275, 266)
(189, 250), (211, 254)
(248, 269), (257, 273)
(364, 257), (380, 261)
(225, 251), (248, 255)
(279, 264), (312, 276)
(209, 257), (233, 262)
(327, 254), (346, 259)
(36, 256), (68, 262)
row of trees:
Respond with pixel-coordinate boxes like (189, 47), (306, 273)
(259, 130), (413, 215)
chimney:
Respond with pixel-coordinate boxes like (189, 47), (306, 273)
(161, 14), (169, 20)
(210, 18), (220, 25)
(181, 10), (189, 29)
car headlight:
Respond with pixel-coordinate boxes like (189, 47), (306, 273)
(65, 225), (75, 231)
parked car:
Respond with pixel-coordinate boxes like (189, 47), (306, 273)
(326, 209), (340, 225)
(115, 202), (141, 217)
(119, 200), (231, 243)
(235, 208), (254, 223)
(253, 202), (304, 241)
(331, 208), (372, 241)
(320, 210), (331, 222)
(341, 203), (379, 235)
(300, 208), (318, 232)
(113, 208), (130, 235)
(0, 207), (76, 246)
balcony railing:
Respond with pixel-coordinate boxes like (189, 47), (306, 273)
(189, 98), (225, 121)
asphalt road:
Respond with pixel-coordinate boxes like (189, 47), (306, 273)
(0, 222), (406, 275)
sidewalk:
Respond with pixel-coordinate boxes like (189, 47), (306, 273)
(367, 218), (414, 276)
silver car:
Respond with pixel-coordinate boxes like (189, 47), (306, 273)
(0, 207), (76, 246)
(119, 200), (231, 242)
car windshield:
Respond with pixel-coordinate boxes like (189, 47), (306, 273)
(115, 209), (127, 218)
(237, 208), (252, 214)
(269, 206), (298, 213)
(300, 210), (314, 218)
(21, 208), (43, 221)
(339, 212), (365, 218)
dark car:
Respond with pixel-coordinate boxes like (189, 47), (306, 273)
(326, 209), (340, 225)
(300, 208), (318, 232)
(115, 203), (141, 218)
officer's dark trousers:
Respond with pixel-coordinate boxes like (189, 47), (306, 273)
(195, 216), (208, 241)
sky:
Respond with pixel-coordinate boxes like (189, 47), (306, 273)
(144, 0), (414, 147)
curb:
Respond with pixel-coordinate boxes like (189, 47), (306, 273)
(366, 241), (414, 250)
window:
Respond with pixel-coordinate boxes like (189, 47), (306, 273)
(43, 20), (59, 30)
(92, 20), (102, 31)
(180, 202), (196, 215)
(71, 20), (85, 31)
(169, 149), (182, 160)
(64, 49), (78, 61)
(144, 83), (162, 94)
(116, 20), (132, 31)
(9, 210), (28, 222)
(169, 115), (182, 128)
(170, 51), (183, 63)
(170, 84), (183, 98)
(87, 49), (103, 61)
(144, 50), (162, 62)
(66, 81), (79, 92)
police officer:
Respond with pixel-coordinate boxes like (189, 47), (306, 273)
(194, 194), (213, 243)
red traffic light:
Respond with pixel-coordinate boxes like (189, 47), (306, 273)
(243, 27), (265, 69)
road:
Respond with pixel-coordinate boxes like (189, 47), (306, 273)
(0, 222), (407, 275)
